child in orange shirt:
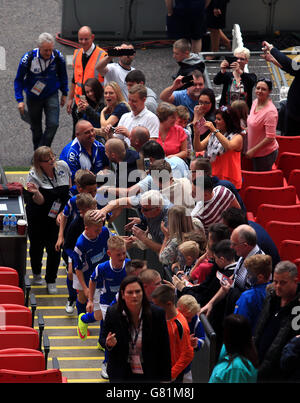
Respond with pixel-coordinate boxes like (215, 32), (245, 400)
(152, 284), (194, 382)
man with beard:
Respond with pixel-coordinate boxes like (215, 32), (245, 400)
(96, 43), (136, 101)
(160, 70), (205, 120)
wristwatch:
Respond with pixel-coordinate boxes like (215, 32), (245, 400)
(212, 129), (220, 135)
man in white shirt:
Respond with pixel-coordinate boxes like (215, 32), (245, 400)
(113, 84), (159, 146)
(96, 43), (135, 101)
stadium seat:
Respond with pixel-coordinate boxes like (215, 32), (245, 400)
(265, 221), (300, 251)
(0, 368), (66, 383)
(294, 258), (300, 278)
(0, 353), (66, 383)
(244, 185), (298, 217)
(0, 325), (39, 350)
(275, 135), (300, 164)
(253, 204), (300, 229)
(288, 169), (300, 199)
(276, 152), (300, 180)
(0, 267), (19, 287)
(279, 240), (300, 262)
(0, 284), (24, 305)
(240, 169), (285, 200)
(0, 348), (45, 371)
(0, 304), (46, 351)
(0, 304), (32, 327)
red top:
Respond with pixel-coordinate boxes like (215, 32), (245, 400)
(190, 260), (214, 284)
(156, 124), (187, 156)
(212, 149), (242, 190)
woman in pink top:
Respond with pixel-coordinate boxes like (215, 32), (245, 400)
(246, 78), (279, 171)
(156, 102), (188, 160)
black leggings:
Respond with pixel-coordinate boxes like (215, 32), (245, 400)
(28, 221), (61, 284)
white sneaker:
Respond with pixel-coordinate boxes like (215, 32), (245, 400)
(65, 299), (75, 314)
(47, 283), (58, 294)
(31, 274), (43, 285)
(101, 361), (108, 379)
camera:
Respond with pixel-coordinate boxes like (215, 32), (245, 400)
(107, 48), (135, 57)
(225, 56), (238, 66)
(109, 126), (116, 134)
(181, 75), (193, 84)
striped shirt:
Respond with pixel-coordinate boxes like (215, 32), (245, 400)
(191, 185), (235, 233)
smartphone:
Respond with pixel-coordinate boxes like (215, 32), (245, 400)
(216, 270), (233, 286)
(225, 56), (238, 66)
(107, 48), (135, 57)
(109, 126), (116, 133)
(181, 75), (193, 84)
(79, 95), (86, 101)
(144, 157), (151, 171)
(197, 117), (206, 128)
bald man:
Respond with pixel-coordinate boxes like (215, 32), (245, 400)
(104, 138), (142, 188)
(61, 120), (109, 184)
(67, 26), (107, 137)
(130, 126), (150, 152)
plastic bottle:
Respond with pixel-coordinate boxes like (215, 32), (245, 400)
(3, 214), (10, 234)
(9, 214), (18, 233)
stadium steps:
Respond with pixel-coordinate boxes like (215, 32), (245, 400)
(27, 243), (107, 383)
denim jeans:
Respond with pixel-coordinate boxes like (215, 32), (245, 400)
(27, 91), (59, 150)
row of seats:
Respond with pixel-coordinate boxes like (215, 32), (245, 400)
(240, 136), (300, 276)
(0, 266), (67, 383)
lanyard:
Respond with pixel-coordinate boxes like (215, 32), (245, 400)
(42, 169), (57, 188)
(131, 319), (142, 350)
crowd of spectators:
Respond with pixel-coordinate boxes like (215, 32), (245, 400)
(14, 21), (300, 384)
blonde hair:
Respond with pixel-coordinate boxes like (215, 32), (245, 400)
(105, 81), (130, 109)
(168, 206), (195, 242)
(178, 240), (200, 260)
(33, 146), (56, 176)
(244, 254), (272, 280)
(76, 193), (97, 210)
(177, 294), (201, 316)
(83, 210), (103, 227)
(176, 105), (190, 121)
(234, 46), (250, 60)
(107, 235), (126, 251)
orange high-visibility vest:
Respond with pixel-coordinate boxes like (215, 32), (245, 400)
(72, 46), (107, 104)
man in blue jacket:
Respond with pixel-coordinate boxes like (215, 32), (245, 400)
(14, 32), (68, 150)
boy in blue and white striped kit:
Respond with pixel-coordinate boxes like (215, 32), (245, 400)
(71, 210), (110, 319)
(77, 235), (129, 340)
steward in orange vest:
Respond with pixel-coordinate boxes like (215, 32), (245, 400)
(72, 46), (107, 104)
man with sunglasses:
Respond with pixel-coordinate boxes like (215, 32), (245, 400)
(214, 46), (257, 110)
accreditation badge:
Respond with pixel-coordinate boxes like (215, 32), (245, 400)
(31, 80), (46, 96)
